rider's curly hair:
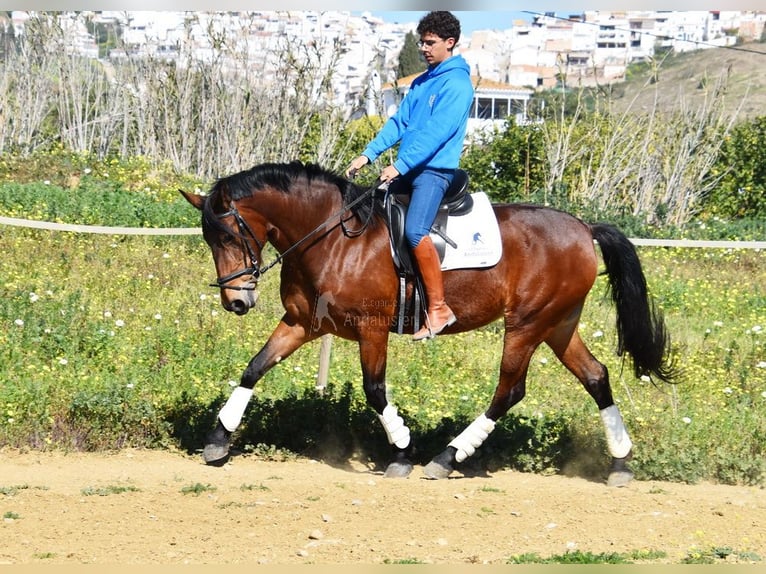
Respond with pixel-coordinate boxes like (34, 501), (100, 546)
(417, 11), (461, 47)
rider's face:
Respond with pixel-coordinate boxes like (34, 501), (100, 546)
(418, 33), (455, 67)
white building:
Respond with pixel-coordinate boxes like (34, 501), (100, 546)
(7, 10), (764, 108)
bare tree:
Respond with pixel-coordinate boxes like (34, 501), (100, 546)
(0, 12), (357, 178)
(541, 63), (741, 226)
(0, 15), (59, 152)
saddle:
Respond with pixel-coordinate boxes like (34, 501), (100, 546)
(383, 169), (473, 275)
(381, 169), (474, 334)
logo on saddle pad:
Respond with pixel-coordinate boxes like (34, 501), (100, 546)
(438, 192), (502, 271)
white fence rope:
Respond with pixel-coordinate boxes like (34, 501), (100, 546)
(1, 215), (764, 249)
(629, 238), (765, 249)
(0, 215), (201, 235)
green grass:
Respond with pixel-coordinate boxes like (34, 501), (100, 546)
(1, 484), (30, 496)
(508, 547), (761, 564)
(479, 485), (504, 493)
(0, 181), (198, 228)
(81, 484), (140, 496)
(509, 550), (633, 564)
(240, 483), (271, 492)
(180, 483), (217, 496)
(0, 150), (763, 487)
(32, 553), (57, 560)
(0, 484), (48, 495)
(0, 227), (763, 486)
(682, 546), (762, 564)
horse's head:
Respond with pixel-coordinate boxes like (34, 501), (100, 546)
(180, 188), (266, 316)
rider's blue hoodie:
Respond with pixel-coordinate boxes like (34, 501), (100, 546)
(361, 54), (474, 176)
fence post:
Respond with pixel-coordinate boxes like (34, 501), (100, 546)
(316, 334), (332, 394)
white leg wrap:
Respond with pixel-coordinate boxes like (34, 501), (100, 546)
(600, 404), (633, 459)
(218, 386), (254, 432)
(449, 413), (496, 463)
(378, 404), (411, 449)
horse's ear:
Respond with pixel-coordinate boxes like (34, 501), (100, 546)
(179, 189), (205, 211)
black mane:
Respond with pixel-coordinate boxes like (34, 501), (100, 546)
(203, 161), (378, 234)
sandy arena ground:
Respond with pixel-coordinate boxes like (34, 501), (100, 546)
(0, 448), (764, 565)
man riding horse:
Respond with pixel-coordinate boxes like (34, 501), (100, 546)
(346, 11), (474, 341)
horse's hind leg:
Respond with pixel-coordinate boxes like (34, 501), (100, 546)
(547, 327), (634, 487)
(423, 332), (533, 480)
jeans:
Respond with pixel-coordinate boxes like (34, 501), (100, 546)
(401, 168), (455, 248)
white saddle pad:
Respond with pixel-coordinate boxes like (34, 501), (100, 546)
(440, 192), (502, 271)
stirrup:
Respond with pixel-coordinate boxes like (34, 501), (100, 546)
(412, 311), (456, 341)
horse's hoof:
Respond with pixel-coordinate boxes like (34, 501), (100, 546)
(422, 448), (456, 479)
(202, 421), (232, 466)
(202, 444), (230, 466)
(607, 469), (634, 487)
(422, 459), (453, 480)
(384, 460), (413, 478)
(606, 453), (633, 486)
(423, 446), (457, 480)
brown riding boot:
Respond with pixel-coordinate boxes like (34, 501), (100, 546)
(411, 236), (456, 341)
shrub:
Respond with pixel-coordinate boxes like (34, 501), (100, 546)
(707, 115), (766, 218)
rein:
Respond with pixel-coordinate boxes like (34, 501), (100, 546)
(211, 180), (382, 291)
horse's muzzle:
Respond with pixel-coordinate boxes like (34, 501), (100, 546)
(222, 289), (258, 315)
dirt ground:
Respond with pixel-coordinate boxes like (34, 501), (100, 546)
(0, 448), (764, 565)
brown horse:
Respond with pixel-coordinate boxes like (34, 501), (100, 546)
(180, 161), (676, 486)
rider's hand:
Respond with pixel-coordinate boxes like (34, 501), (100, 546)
(379, 165), (400, 183)
(345, 155), (369, 179)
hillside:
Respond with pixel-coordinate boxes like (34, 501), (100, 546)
(609, 41), (766, 120)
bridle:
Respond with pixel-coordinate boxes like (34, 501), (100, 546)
(208, 205), (274, 291)
(209, 180), (382, 291)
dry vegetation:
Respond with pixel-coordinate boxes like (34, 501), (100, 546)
(0, 14), (358, 179)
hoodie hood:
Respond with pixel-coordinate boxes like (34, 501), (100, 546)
(425, 54), (471, 79)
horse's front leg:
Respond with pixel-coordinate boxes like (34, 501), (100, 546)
(204, 319), (310, 465)
(359, 334), (414, 478)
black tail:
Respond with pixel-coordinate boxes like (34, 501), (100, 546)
(591, 223), (678, 384)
